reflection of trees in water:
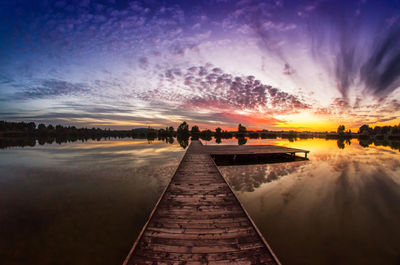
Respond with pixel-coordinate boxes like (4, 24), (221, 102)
(337, 139), (345, 149)
(359, 138), (373, 148)
(237, 137), (247, 145)
(337, 138), (352, 149)
(0, 137), (36, 149)
(243, 146), (400, 265)
(359, 138), (400, 151)
(177, 135), (189, 149)
(220, 139), (400, 193)
(0, 135), (108, 149)
(220, 162), (302, 192)
(4, 136), (399, 152)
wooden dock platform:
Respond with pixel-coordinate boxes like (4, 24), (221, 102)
(124, 141), (308, 264)
(202, 144), (309, 158)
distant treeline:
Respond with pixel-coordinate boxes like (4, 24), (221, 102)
(357, 124), (400, 140)
(1, 120), (400, 149)
(0, 121), (134, 138)
(0, 121), (149, 149)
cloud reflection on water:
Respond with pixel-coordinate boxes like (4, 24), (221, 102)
(218, 138), (400, 265)
(0, 139), (185, 265)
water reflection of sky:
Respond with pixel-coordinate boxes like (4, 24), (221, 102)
(1, 138), (399, 265)
(0, 139), (185, 265)
(218, 139), (400, 265)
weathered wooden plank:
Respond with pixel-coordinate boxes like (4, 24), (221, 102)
(123, 140), (288, 265)
(152, 216), (249, 224)
(140, 235), (261, 247)
(131, 252), (275, 264)
(153, 212), (249, 220)
(161, 197), (237, 206)
(143, 229), (257, 240)
(136, 241), (265, 253)
(144, 226), (256, 235)
(156, 205), (242, 211)
(133, 247), (270, 261)
(148, 220), (251, 229)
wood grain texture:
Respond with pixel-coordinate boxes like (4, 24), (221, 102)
(123, 141), (305, 264)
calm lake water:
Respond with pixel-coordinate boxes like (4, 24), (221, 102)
(0, 138), (399, 265)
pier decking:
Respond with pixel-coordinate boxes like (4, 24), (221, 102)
(202, 144), (309, 158)
(124, 141), (309, 264)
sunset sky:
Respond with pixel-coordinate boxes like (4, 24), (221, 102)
(1, 0), (400, 131)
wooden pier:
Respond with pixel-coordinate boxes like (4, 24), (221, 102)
(202, 144), (309, 158)
(123, 141), (309, 264)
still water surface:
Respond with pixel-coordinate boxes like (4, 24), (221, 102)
(0, 138), (399, 265)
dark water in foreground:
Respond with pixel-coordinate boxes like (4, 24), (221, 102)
(0, 138), (399, 265)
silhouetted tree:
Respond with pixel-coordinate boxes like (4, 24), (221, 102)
(390, 125), (400, 140)
(146, 127), (157, 140)
(168, 126), (175, 137)
(373, 126), (382, 135)
(176, 122), (190, 148)
(177, 122), (189, 136)
(214, 128), (223, 144)
(359, 124), (372, 135)
(238, 124), (247, 133)
(191, 125), (200, 140)
(337, 125), (345, 135)
(200, 129), (212, 141)
(191, 125), (200, 134)
(158, 128), (166, 138)
(38, 123), (46, 131)
(27, 122), (36, 131)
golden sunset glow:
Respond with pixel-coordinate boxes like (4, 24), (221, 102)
(274, 112), (339, 132)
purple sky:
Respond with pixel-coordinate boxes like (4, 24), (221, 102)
(1, 0), (400, 131)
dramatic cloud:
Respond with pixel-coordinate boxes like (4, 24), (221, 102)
(138, 64), (310, 115)
(361, 29), (400, 99)
(0, 0), (399, 130)
(307, 0), (400, 100)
